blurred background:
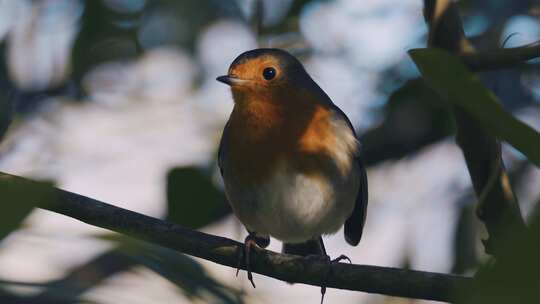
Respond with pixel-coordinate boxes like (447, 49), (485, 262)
(0, 0), (538, 303)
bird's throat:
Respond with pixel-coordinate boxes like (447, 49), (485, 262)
(230, 100), (283, 141)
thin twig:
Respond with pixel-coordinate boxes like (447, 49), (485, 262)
(461, 42), (540, 71)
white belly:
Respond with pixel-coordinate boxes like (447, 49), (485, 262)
(225, 162), (359, 243)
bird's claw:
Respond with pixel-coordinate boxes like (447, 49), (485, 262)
(318, 254), (353, 304)
(303, 253), (352, 264)
(236, 235), (258, 288)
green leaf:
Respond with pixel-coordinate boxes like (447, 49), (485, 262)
(409, 48), (540, 167)
(166, 167), (230, 229)
(0, 175), (57, 240)
(457, 202), (540, 304)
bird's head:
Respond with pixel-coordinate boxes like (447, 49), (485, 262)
(217, 48), (318, 103)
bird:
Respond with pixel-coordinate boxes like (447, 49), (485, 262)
(216, 48), (368, 300)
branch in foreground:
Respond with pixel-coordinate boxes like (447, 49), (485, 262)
(1, 172), (471, 302)
(462, 42), (540, 71)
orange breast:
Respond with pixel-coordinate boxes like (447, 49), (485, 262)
(226, 98), (333, 182)
(297, 106), (334, 154)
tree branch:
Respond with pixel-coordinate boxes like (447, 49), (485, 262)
(0, 171), (471, 302)
(423, 0), (540, 72)
(423, 0), (527, 255)
(461, 42), (540, 71)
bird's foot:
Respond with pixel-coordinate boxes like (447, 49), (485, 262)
(236, 234), (259, 288)
(304, 254), (352, 304)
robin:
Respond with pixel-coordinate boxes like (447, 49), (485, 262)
(216, 48), (368, 299)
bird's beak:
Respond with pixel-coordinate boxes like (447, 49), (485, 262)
(216, 75), (248, 87)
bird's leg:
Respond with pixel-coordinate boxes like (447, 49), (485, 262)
(304, 238), (353, 304)
(317, 256), (352, 304)
(236, 234), (259, 288)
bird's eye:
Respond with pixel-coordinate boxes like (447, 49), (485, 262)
(262, 67), (276, 80)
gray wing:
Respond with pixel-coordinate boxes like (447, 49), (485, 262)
(329, 104), (368, 247)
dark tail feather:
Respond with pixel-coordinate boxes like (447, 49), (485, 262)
(344, 157), (368, 246)
(282, 237), (326, 256)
